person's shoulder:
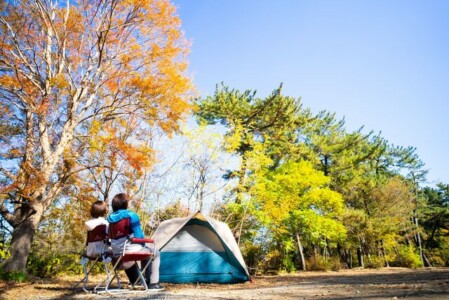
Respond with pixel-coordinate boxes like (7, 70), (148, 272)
(107, 209), (138, 223)
(126, 210), (139, 217)
(122, 210), (138, 221)
(106, 211), (122, 222)
(98, 217), (109, 224)
(85, 217), (108, 230)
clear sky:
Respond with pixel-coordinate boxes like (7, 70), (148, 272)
(173, 0), (449, 186)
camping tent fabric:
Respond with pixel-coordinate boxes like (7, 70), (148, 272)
(151, 212), (250, 283)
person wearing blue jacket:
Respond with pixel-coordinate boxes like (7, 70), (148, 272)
(107, 193), (163, 291)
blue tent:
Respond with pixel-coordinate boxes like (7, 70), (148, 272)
(151, 212), (250, 284)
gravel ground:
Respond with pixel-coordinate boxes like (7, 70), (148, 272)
(1, 267), (449, 300)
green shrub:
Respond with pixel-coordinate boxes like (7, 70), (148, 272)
(427, 254), (445, 267)
(0, 243), (26, 282)
(364, 255), (384, 269)
(0, 242), (9, 262)
(27, 254), (62, 278)
(307, 254), (335, 271)
(282, 255), (296, 273)
(0, 268), (27, 282)
(27, 252), (100, 278)
(242, 243), (264, 275)
(391, 246), (423, 268)
(427, 240), (449, 267)
(329, 256), (343, 271)
(261, 249), (282, 273)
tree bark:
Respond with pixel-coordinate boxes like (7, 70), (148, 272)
(296, 233), (306, 271)
(1, 203), (43, 273)
(357, 246), (364, 268)
(348, 250), (353, 269)
(411, 173), (425, 266)
(380, 239), (389, 267)
(235, 154), (248, 204)
(338, 245), (353, 269)
(422, 253), (432, 267)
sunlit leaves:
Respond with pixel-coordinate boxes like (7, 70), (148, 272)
(0, 0), (193, 204)
(0, 0), (193, 272)
(251, 160), (346, 244)
(369, 177), (414, 237)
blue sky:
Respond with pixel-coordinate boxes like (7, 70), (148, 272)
(173, 0), (449, 186)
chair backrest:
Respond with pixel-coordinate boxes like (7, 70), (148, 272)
(108, 218), (132, 256)
(86, 224), (108, 258)
(87, 224), (108, 243)
(109, 218), (131, 240)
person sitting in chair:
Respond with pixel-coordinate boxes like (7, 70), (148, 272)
(85, 201), (109, 258)
(107, 193), (164, 291)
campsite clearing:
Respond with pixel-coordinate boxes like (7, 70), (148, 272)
(1, 267), (449, 299)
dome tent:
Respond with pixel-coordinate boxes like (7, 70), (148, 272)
(151, 212), (250, 283)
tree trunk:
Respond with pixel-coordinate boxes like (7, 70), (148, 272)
(295, 233), (306, 271)
(1, 203), (43, 273)
(380, 239), (389, 267)
(338, 245), (353, 269)
(236, 152), (248, 204)
(357, 246), (364, 268)
(413, 215), (425, 266)
(337, 244), (345, 267)
(348, 250), (353, 269)
(422, 253), (432, 267)
(426, 219), (439, 248)
(411, 174), (425, 266)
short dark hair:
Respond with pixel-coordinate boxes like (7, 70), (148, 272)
(90, 201), (107, 218)
(111, 193), (129, 212)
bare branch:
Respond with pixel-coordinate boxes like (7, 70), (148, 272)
(0, 198), (16, 227)
(0, 166), (16, 181)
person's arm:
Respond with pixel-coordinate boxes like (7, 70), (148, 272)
(128, 211), (144, 239)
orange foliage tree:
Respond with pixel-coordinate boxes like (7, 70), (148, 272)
(0, 0), (192, 272)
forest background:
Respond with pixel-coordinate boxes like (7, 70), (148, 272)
(0, 0), (448, 280)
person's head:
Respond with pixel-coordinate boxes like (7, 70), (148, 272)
(111, 193), (129, 212)
(90, 201), (107, 218)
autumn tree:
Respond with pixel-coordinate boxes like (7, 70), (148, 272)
(0, 0), (192, 272)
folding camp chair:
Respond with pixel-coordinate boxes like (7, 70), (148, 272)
(73, 224), (112, 293)
(101, 218), (155, 294)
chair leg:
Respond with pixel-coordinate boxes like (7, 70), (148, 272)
(131, 265), (148, 290)
(72, 272), (86, 291)
(138, 258), (154, 290)
(104, 260), (153, 294)
(105, 257), (126, 294)
(82, 262), (90, 292)
(72, 265), (86, 290)
(93, 261), (111, 293)
(140, 257), (154, 277)
(95, 259), (117, 294)
(72, 257), (99, 292)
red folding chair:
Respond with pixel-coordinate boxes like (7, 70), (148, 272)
(102, 218), (155, 294)
(73, 224), (112, 293)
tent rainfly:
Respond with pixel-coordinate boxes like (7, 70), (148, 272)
(151, 212), (251, 284)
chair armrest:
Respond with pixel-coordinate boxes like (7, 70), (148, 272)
(130, 238), (154, 244)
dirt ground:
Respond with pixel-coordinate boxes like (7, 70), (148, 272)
(1, 267), (449, 300)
